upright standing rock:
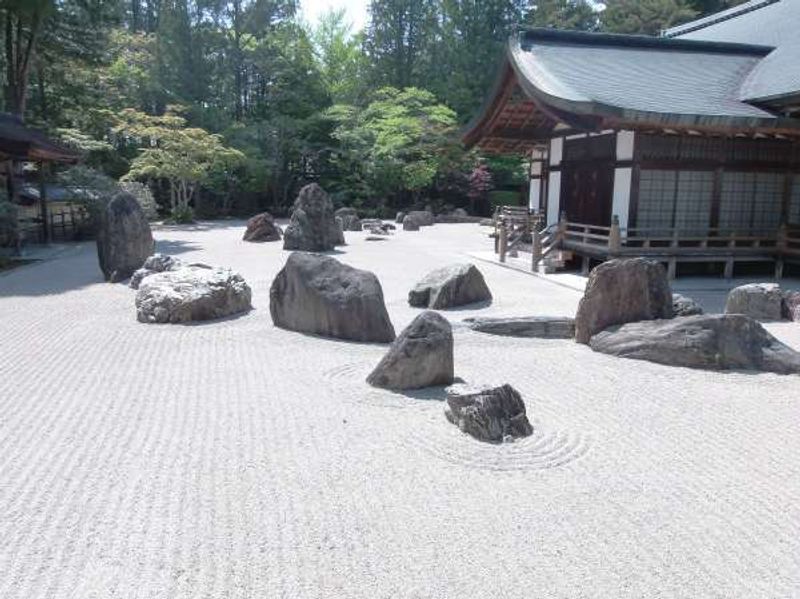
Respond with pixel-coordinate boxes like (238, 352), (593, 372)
(96, 191), (154, 282)
(283, 183), (339, 251)
(725, 283), (783, 321)
(270, 252), (395, 342)
(395, 211), (406, 224)
(408, 263), (492, 309)
(367, 311), (454, 390)
(574, 258), (672, 343)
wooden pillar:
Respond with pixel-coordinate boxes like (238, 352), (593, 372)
(776, 222), (788, 280)
(531, 225), (542, 269)
(39, 161), (50, 244)
(498, 222), (507, 263)
(609, 214), (621, 255)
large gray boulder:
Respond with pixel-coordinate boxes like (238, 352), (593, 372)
(407, 210), (434, 226)
(135, 265), (252, 324)
(96, 191), (154, 282)
(402, 215), (420, 231)
(243, 212), (282, 242)
(129, 253), (183, 289)
(270, 252), (395, 342)
(367, 311), (453, 390)
(725, 283), (783, 321)
(283, 183), (339, 251)
(466, 316), (575, 339)
(672, 293), (704, 317)
(590, 314), (800, 374)
(408, 263), (492, 309)
(445, 384), (533, 443)
(575, 258), (672, 344)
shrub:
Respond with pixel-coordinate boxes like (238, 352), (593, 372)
(168, 205), (195, 224)
(120, 181), (158, 220)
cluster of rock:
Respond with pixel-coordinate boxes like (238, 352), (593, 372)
(270, 252), (395, 343)
(408, 263), (492, 309)
(135, 264), (252, 324)
(96, 191), (154, 283)
(574, 258), (800, 374)
(435, 208), (482, 224)
(243, 212), (282, 242)
(283, 184), (343, 251)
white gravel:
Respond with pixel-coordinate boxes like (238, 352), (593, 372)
(1, 221), (800, 598)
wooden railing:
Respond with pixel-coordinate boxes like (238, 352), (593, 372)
(495, 210), (800, 279)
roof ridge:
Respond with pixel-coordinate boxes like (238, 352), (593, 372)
(518, 27), (773, 56)
(663, 0), (780, 37)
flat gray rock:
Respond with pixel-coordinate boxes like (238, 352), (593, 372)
(445, 383), (533, 443)
(270, 252), (395, 342)
(408, 263), (492, 309)
(136, 266), (252, 323)
(575, 258), (672, 343)
(589, 314), (800, 374)
(367, 311), (453, 390)
(466, 316), (575, 339)
(283, 184), (340, 251)
(672, 293), (704, 317)
(96, 191), (154, 283)
(725, 283), (783, 321)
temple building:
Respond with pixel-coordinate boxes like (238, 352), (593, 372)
(463, 0), (800, 277)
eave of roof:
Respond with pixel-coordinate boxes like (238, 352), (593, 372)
(0, 114), (80, 163)
(463, 28), (800, 151)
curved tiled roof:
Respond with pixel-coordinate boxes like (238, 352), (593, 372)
(665, 0), (800, 104)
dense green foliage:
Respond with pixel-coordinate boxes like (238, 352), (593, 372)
(0, 0), (741, 219)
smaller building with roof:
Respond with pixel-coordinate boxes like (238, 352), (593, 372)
(463, 0), (800, 277)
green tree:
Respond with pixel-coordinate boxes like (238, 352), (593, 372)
(116, 107), (246, 221)
(601, 0), (698, 35)
(524, 0), (597, 30)
(311, 8), (367, 104)
(365, 0), (437, 89)
(326, 87), (462, 209)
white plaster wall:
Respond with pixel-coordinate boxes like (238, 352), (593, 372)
(616, 130), (635, 161)
(549, 138), (563, 166)
(611, 167), (632, 230)
(529, 178), (541, 211)
(547, 172), (561, 226)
